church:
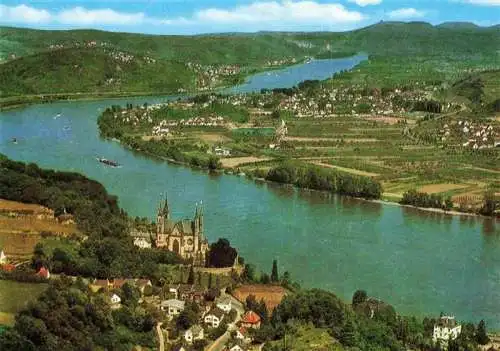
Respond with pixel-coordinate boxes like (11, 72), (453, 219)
(155, 196), (209, 267)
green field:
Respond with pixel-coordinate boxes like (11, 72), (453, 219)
(0, 280), (48, 326)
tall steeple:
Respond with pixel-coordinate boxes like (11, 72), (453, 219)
(198, 200), (204, 238)
(163, 193), (170, 219)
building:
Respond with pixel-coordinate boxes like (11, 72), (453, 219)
(161, 299), (185, 317)
(136, 279), (153, 295)
(240, 311), (261, 329)
(226, 341), (248, 351)
(37, 267), (50, 279)
(131, 228), (153, 249)
(433, 316), (462, 345)
(134, 237), (152, 249)
(90, 279), (112, 293)
(216, 296), (232, 313)
(204, 307), (225, 328)
(0, 250), (6, 264)
(235, 327), (252, 343)
(109, 293), (122, 309)
(155, 196), (209, 266)
(184, 324), (204, 344)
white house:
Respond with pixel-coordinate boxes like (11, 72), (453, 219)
(109, 293), (121, 309)
(133, 237), (152, 249)
(227, 342), (247, 351)
(235, 327), (252, 343)
(433, 316), (462, 345)
(161, 299), (185, 317)
(184, 324), (204, 344)
(215, 295), (232, 313)
(204, 307), (225, 328)
(0, 250), (6, 264)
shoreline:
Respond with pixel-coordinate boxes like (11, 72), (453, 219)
(0, 53), (363, 111)
(116, 136), (496, 220)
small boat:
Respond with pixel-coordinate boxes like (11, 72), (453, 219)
(12, 137), (18, 144)
(96, 157), (121, 167)
(54, 113), (61, 119)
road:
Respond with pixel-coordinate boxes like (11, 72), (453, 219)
(206, 292), (245, 351)
(156, 322), (164, 351)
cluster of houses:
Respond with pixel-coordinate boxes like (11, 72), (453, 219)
(435, 120), (499, 149)
(278, 86), (429, 118)
(186, 62), (241, 90)
(151, 116), (227, 136)
(47, 41), (156, 65)
(432, 316), (462, 348)
(162, 284), (261, 351)
(265, 57), (298, 67)
(455, 121), (498, 149)
(88, 277), (153, 308)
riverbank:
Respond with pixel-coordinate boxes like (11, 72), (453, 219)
(115, 133), (496, 220)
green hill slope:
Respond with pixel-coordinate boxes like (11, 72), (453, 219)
(0, 47), (194, 96)
(1, 22), (499, 99)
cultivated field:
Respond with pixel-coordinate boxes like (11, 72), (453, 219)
(232, 284), (289, 311)
(0, 199), (78, 256)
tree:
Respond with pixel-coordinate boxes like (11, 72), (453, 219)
(207, 238), (238, 268)
(243, 264), (256, 282)
(176, 302), (199, 330)
(271, 259), (279, 282)
(187, 265), (195, 285)
(121, 282), (141, 306)
(479, 191), (497, 216)
(260, 273), (271, 284)
(475, 320), (489, 345)
(352, 290), (367, 306)
(340, 319), (357, 347)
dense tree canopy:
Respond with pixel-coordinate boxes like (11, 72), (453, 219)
(266, 162), (382, 199)
(207, 238), (238, 268)
(0, 277), (156, 351)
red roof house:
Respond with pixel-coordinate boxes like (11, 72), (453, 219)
(37, 267), (50, 279)
(240, 310), (261, 329)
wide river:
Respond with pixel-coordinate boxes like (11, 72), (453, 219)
(1, 55), (499, 329)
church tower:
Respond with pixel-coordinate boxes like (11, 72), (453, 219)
(156, 198), (165, 235)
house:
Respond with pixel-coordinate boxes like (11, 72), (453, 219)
(225, 341), (248, 351)
(0, 250), (6, 264)
(235, 327), (252, 343)
(90, 279), (112, 293)
(167, 284), (180, 299)
(0, 263), (15, 272)
(57, 213), (75, 225)
(136, 279), (153, 295)
(204, 307), (225, 328)
(216, 295), (232, 313)
(112, 278), (132, 289)
(161, 299), (185, 317)
(433, 316), (462, 345)
(134, 237), (152, 249)
(109, 293), (121, 309)
(214, 147), (231, 156)
(184, 324), (204, 344)
(37, 267), (50, 279)
(240, 310), (261, 329)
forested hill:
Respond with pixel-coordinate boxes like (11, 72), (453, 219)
(1, 22), (499, 98)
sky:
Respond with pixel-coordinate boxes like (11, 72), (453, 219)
(0, 0), (499, 34)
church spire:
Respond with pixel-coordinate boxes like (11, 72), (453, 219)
(163, 193), (170, 219)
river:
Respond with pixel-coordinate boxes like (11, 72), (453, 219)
(1, 54), (499, 329)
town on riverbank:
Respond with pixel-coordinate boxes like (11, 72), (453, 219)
(0, 155), (497, 350)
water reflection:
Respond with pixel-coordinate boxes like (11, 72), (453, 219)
(482, 219), (499, 235)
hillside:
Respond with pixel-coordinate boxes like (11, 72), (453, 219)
(1, 22), (499, 99)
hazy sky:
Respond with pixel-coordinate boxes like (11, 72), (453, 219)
(0, 0), (499, 34)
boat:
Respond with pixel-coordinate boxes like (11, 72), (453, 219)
(12, 137), (18, 144)
(54, 113), (61, 119)
(96, 157), (121, 167)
